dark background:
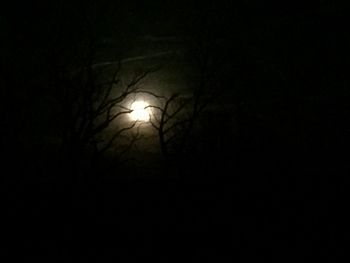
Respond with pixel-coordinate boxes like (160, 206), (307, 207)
(2, 1), (348, 261)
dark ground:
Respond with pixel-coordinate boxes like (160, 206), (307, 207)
(3, 100), (348, 261)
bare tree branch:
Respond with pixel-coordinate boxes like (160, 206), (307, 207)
(98, 121), (137, 154)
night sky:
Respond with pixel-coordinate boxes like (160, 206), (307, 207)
(2, 1), (348, 262)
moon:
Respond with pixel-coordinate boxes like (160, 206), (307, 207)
(129, 100), (151, 122)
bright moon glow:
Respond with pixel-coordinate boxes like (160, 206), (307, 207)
(129, 101), (151, 121)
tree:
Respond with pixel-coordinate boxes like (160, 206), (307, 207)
(145, 32), (239, 162)
(146, 93), (189, 159)
(48, 34), (157, 175)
